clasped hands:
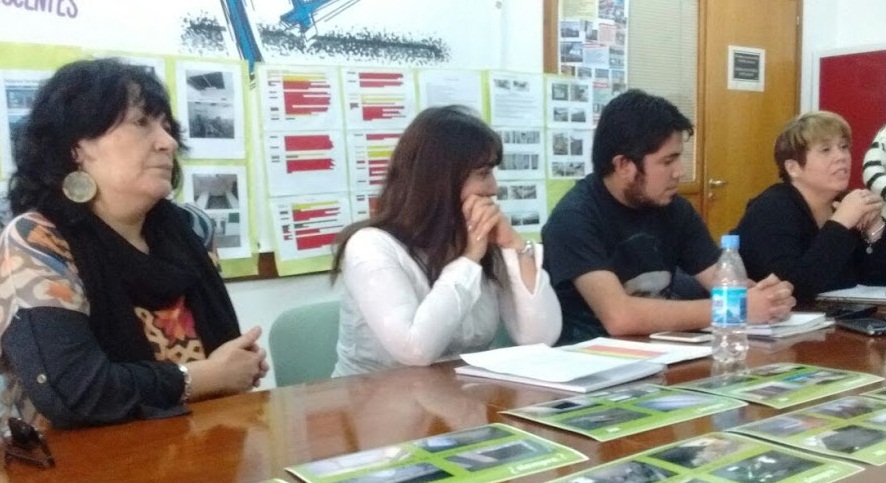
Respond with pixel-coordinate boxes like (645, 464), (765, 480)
(461, 194), (522, 262)
(747, 274), (796, 325)
(832, 189), (885, 242)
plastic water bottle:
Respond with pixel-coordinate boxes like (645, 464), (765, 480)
(710, 235), (748, 363)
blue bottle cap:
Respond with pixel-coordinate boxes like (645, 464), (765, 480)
(721, 234), (739, 249)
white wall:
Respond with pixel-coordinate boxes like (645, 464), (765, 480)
(801, 0), (886, 110)
(226, 274), (341, 389)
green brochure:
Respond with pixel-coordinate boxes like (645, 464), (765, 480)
(549, 432), (862, 483)
(675, 363), (882, 409)
(732, 395), (886, 465)
(864, 387), (886, 401)
(285, 423), (586, 482)
(502, 384), (746, 442)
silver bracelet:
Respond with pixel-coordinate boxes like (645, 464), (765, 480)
(177, 363), (192, 403)
(518, 239), (535, 258)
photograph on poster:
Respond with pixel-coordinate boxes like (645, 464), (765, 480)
(568, 460), (675, 482)
(186, 71), (236, 140)
(500, 154), (539, 172)
(192, 173), (239, 210)
(562, 407), (647, 431)
(207, 211), (243, 249)
(711, 450), (821, 482)
(496, 181), (547, 233)
(181, 165), (250, 259)
(560, 42), (583, 63)
(571, 84), (589, 102)
(741, 414), (831, 437)
(489, 72), (543, 128)
(496, 128), (545, 181)
(552, 83), (569, 101)
(446, 440), (552, 472)
(651, 436), (748, 469)
(175, 61), (245, 159)
(0, 70), (51, 179)
(559, 20), (581, 40)
(802, 425), (886, 455)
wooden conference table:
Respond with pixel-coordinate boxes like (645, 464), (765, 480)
(6, 328), (886, 483)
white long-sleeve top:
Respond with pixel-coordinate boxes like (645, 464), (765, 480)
(332, 227), (562, 376)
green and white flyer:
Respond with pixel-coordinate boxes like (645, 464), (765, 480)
(502, 384), (746, 442)
(285, 423), (586, 482)
(549, 432), (862, 483)
(864, 387), (886, 401)
(733, 395), (886, 465)
(675, 363), (882, 409)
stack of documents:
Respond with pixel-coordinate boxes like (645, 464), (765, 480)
(746, 312), (831, 339)
(817, 285), (886, 303)
(455, 338), (711, 393)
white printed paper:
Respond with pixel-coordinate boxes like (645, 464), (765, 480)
(547, 76), (592, 129)
(256, 64), (344, 132)
(175, 61), (246, 159)
(342, 67), (417, 130)
(181, 165), (251, 259)
(346, 130), (401, 192)
(496, 181), (547, 233)
(548, 129), (593, 179)
(263, 130), (347, 196)
(271, 193), (352, 261)
(0, 70), (51, 179)
(417, 69), (484, 114)
(495, 127), (545, 181)
(488, 71), (544, 127)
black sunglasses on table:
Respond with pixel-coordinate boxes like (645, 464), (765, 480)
(3, 416), (54, 469)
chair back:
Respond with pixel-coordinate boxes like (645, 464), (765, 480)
(269, 300), (340, 386)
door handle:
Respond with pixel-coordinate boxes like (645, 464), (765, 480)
(708, 178), (728, 188)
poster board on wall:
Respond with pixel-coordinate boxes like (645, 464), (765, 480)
(815, 46), (886, 190)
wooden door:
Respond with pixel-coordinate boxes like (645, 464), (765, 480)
(699, 0), (800, 239)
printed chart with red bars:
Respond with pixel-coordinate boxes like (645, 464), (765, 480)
(347, 131), (402, 191)
(351, 190), (381, 222)
(263, 131), (347, 196)
(272, 194), (352, 261)
(257, 65), (343, 132)
(343, 68), (417, 130)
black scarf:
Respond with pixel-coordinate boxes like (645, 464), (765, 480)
(47, 200), (240, 362)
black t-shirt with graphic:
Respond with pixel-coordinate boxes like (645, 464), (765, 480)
(542, 174), (720, 344)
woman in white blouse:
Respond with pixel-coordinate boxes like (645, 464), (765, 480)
(331, 105), (562, 376)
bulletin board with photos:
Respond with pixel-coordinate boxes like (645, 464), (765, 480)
(0, 1), (629, 278)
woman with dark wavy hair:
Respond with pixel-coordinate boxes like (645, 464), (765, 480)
(331, 106), (561, 376)
(0, 58), (267, 428)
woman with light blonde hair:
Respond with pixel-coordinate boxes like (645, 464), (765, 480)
(735, 111), (886, 302)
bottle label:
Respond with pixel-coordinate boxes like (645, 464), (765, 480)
(711, 286), (747, 326)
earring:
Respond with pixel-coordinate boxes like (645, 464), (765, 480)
(62, 170), (97, 203)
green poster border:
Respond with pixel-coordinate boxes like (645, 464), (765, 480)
(548, 432), (863, 483)
(285, 423), (586, 483)
(675, 363), (883, 409)
(732, 395), (886, 466)
(503, 384), (746, 442)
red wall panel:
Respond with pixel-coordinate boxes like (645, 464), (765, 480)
(819, 50), (886, 189)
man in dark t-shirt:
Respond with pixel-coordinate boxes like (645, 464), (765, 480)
(542, 90), (796, 345)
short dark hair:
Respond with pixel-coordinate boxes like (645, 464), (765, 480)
(8, 58), (184, 223)
(333, 105), (503, 285)
(592, 89), (694, 176)
(773, 111), (851, 182)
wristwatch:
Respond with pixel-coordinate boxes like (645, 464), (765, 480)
(177, 363), (192, 403)
(518, 239), (535, 259)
